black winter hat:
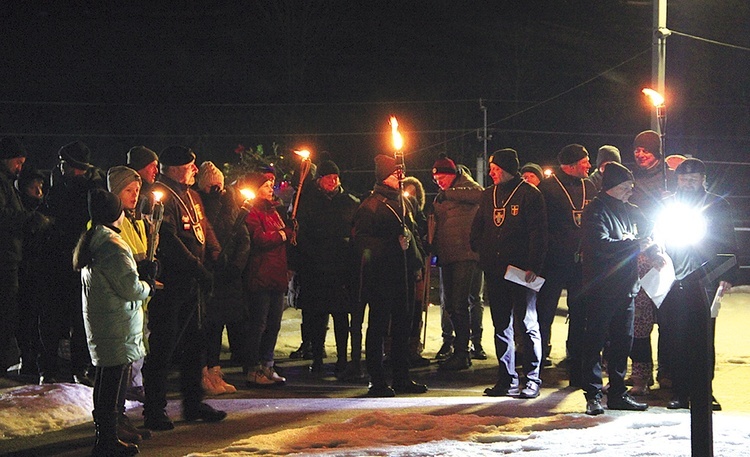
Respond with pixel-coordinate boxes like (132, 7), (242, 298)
(126, 146), (158, 172)
(633, 130), (662, 158)
(489, 148), (519, 175)
(374, 154), (398, 181)
(601, 162), (634, 191)
(88, 189), (123, 225)
(160, 145), (196, 167)
(0, 136), (27, 159)
(317, 160), (340, 177)
(520, 162), (544, 182)
(675, 158), (706, 175)
(596, 145), (622, 167)
(558, 144), (589, 165)
(16, 166), (45, 189)
(59, 141), (91, 170)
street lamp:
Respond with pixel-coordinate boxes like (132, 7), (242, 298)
(643, 88), (668, 191)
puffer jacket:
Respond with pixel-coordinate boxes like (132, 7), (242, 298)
(82, 225), (151, 367)
(432, 171), (482, 265)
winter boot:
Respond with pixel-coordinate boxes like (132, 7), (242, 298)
(117, 412), (151, 444)
(92, 410), (139, 457)
(408, 337), (430, 368)
(201, 366), (226, 395)
(208, 366), (236, 394)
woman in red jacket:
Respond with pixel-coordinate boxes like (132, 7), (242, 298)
(242, 172), (292, 386)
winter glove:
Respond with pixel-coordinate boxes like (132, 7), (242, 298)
(137, 260), (159, 281)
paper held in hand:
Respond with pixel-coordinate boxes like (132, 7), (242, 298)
(640, 253), (676, 308)
(504, 265), (545, 292)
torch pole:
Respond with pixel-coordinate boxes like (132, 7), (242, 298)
(147, 194), (164, 262)
(290, 155), (312, 246)
(657, 104), (668, 191)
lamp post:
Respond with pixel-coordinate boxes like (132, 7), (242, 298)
(643, 88), (668, 191)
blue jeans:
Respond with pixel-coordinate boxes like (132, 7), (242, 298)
(485, 269), (542, 386)
(245, 290), (284, 368)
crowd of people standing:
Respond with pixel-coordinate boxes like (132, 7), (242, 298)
(0, 130), (737, 454)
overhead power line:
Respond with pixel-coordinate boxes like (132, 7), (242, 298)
(669, 29), (750, 52)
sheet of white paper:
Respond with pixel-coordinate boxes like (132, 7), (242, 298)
(504, 265), (545, 292)
(710, 286), (724, 318)
(640, 254), (676, 308)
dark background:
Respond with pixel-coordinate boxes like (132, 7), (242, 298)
(2, 2), (749, 259)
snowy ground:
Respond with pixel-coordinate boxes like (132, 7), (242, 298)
(1, 288), (749, 456)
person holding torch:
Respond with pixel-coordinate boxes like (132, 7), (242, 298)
(353, 154), (427, 397)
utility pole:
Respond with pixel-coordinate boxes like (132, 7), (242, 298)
(477, 98), (491, 187)
(653, 2), (713, 454)
(652, 0), (669, 131)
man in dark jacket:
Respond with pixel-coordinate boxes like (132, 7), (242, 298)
(41, 141), (106, 385)
(126, 145), (159, 219)
(353, 154), (427, 397)
(470, 148), (548, 399)
(431, 154), (483, 371)
(579, 162), (655, 415)
(536, 144), (596, 382)
(142, 146), (225, 430)
(0, 137), (48, 373)
(291, 159), (360, 375)
(657, 158), (737, 412)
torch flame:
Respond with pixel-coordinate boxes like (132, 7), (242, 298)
(642, 88), (665, 107)
(294, 149), (311, 160)
(240, 189), (256, 200)
(152, 190), (164, 202)
(389, 116), (403, 152)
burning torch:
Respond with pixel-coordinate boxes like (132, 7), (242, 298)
(290, 149), (312, 246)
(643, 88), (668, 191)
(147, 190), (164, 262)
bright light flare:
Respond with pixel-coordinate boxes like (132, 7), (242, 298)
(654, 202), (707, 247)
(642, 88), (665, 107)
(389, 116), (403, 152)
(240, 188), (256, 200)
(543, 168), (553, 178)
(403, 190), (411, 198)
(152, 190), (164, 202)
(294, 149), (311, 160)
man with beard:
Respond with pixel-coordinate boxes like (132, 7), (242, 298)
(142, 146), (225, 430)
(656, 158), (737, 412)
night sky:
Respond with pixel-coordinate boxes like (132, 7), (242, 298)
(2, 2), (749, 197)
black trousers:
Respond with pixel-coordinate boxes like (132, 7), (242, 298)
(658, 279), (714, 400)
(581, 293), (635, 398)
(308, 310), (349, 362)
(92, 363), (131, 418)
(364, 278), (415, 385)
(38, 267), (91, 378)
(143, 283), (204, 415)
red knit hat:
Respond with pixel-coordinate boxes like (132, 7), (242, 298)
(432, 153), (457, 175)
